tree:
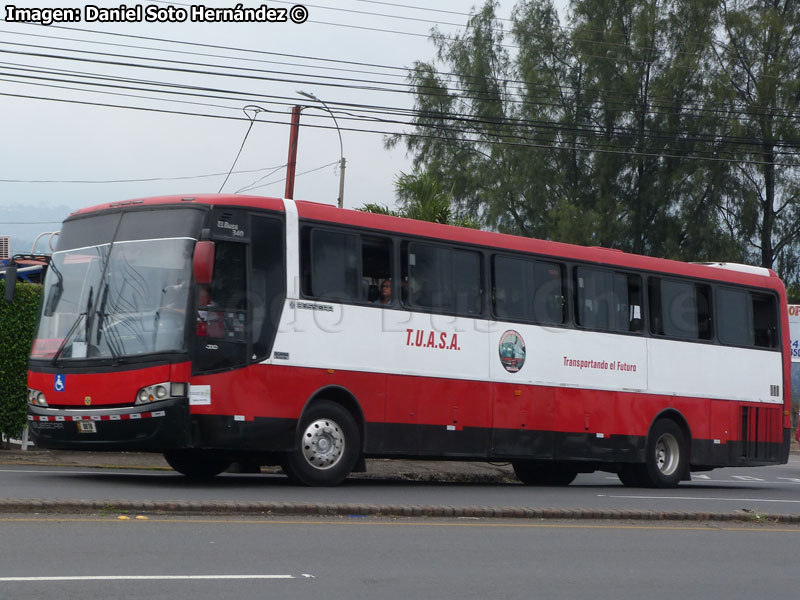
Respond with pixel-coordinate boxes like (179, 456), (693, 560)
(389, 0), (794, 269)
(360, 170), (478, 228)
(711, 0), (800, 280)
(569, 0), (743, 260)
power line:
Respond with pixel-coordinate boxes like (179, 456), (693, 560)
(218, 106), (267, 193)
(0, 164), (286, 184)
(2, 26), (795, 122)
(2, 50), (797, 153)
(0, 221), (63, 225)
(0, 21), (796, 167)
(5, 66), (796, 159)
(353, 0), (511, 21)
(1, 89), (796, 168)
(1, 41), (797, 158)
(239, 161), (339, 193)
(0, 28), (412, 82)
(2, 34), (797, 131)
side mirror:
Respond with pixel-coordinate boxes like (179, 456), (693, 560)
(193, 241), (215, 285)
(3, 266), (17, 302)
(43, 280), (63, 316)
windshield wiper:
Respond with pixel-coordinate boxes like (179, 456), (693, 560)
(51, 312), (87, 364)
(51, 285), (95, 364)
(94, 282), (120, 361)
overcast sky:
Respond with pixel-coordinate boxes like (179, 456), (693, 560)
(0, 0), (566, 251)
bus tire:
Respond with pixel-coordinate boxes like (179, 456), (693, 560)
(163, 450), (231, 479)
(512, 461), (578, 486)
(282, 401), (360, 487)
(640, 419), (687, 488)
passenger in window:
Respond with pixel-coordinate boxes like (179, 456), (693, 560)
(373, 279), (392, 306)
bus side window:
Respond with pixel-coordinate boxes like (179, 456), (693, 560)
(361, 235), (393, 306)
(696, 284), (713, 340)
(621, 274), (643, 333)
(648, 277), (711, 341)
(405, 242), (481, 316)
(300, 226), (392, 306)
(575, 267), (639, 333)
(753, 293), (778, 348)
(533, 262), (565, 325)
(718, 288), (779, 349)
(453, 248), (482, 315)
(310, 229), (361, 301)
(493, 256), (564, 325)
(717, 287), (752, 346)
(648, 278), (664, 335)
(492, 255), (526, 321)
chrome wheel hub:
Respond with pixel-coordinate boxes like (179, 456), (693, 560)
(301, 418), (344, 470)
(655, 433), (680, 476)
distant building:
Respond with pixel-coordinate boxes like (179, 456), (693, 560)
(0, 236), (8, 260)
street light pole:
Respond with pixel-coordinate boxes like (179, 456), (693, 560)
(298, 90), (345, 208)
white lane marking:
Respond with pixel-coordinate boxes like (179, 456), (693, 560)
(0, 469), (167, 475)
(606, 474), (800, 485)
(602, 495), (800, 504)
(0, 575), (300, 582)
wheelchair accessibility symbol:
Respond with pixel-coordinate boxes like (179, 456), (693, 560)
(54, 374), (66, 392)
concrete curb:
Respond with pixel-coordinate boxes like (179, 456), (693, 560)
(0, 498), (794, 524)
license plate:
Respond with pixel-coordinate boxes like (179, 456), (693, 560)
(77, 421), (97, 434)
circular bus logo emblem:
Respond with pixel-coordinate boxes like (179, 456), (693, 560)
(499, 330), (526, 373)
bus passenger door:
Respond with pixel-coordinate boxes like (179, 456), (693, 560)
(189, 220), (252, 444)
(193, 238), (249, 374)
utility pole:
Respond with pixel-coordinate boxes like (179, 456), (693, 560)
(284, 105), (302, 199)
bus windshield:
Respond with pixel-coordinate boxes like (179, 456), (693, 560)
(32, 209), (203, 361)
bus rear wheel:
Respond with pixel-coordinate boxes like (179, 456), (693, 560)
(164, 450), (231, 479)
(282, 401), (360, 487)
(638, 419), (687, 488)
(512, 461), (578, 486)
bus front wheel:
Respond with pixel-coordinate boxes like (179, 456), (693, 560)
(282, 401), (360, 487)
(164, 450), (231, 479)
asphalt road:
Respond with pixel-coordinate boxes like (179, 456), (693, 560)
(2, 456), (800, 516)
(0, 514), (797, 600)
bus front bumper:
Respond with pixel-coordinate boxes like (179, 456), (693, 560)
(27, 398), (191, 451)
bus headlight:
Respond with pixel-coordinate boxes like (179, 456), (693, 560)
(28, 388), (48, 407)
(135, 382), (186, 405)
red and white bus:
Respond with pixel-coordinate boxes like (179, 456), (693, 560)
(25, 195), (791, 487)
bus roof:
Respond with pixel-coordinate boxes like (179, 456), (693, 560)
(68, 194), (782, 292)
(68, 194), (287, 216)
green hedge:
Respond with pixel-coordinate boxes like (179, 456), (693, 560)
(0, 281), (42, 445)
